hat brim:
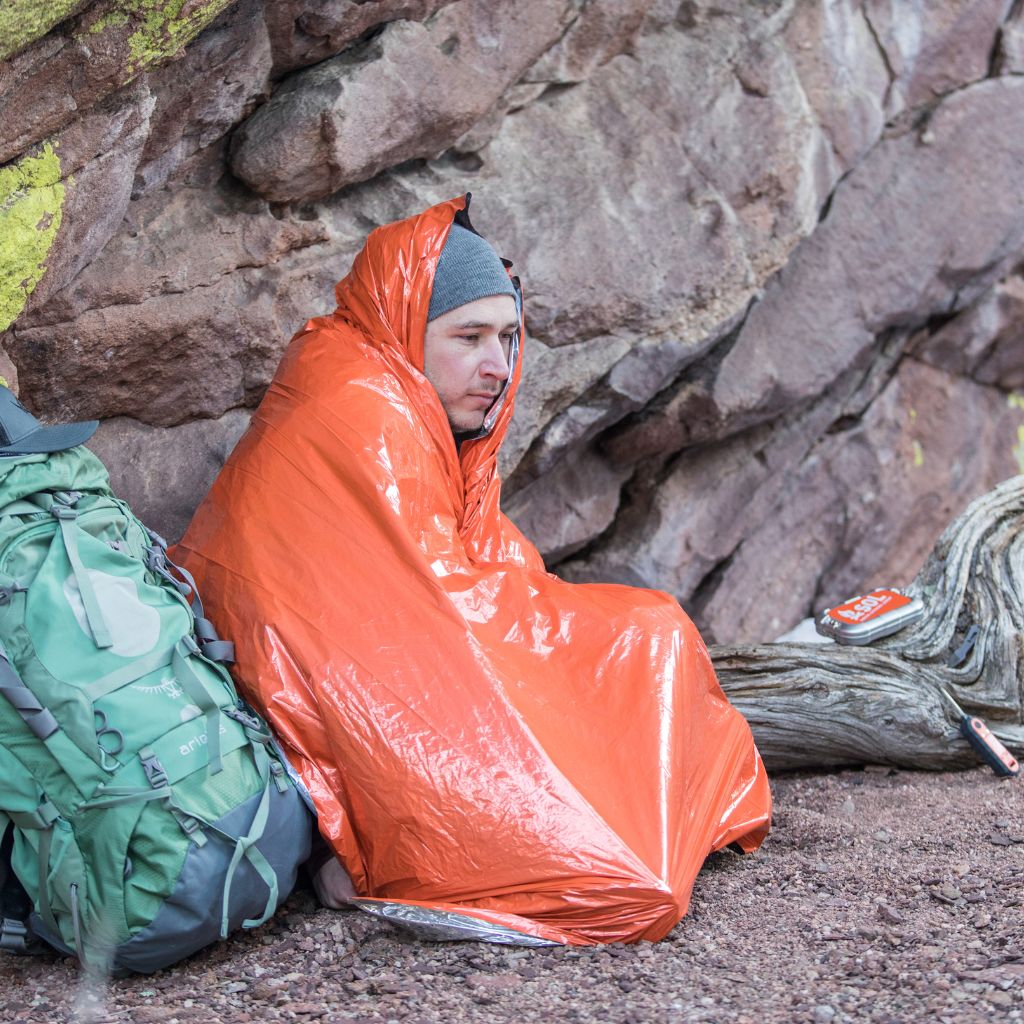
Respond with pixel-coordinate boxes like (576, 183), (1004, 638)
(0, 420), (99, 455)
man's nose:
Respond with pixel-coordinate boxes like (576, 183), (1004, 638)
(481, 336), (510, 382)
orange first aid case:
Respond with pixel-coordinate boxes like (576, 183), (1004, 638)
(817, 589), (925, 645)
(177, 196), (771, 945)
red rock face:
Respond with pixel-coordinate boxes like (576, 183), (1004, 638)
(2, 0), (1023, 641)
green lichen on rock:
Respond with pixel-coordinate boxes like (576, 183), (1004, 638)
(84, 7), (131, 35)
(77, 0), (236, 80)
(126, 0), (235, 74)
(129, 0), (233, 70)
(0, 142), (65, 333)
(0, 0), (89, 61)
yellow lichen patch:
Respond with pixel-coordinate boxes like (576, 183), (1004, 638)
(1011, 421), (1024, 473)
(1014, 425), (1024, 476)
(912, 440), (924, 468)
(1010, 395), (1024, 474)
(0, 0), (86, 62)
(0, 142), (65, 333)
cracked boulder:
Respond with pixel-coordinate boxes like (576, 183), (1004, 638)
(0, 0), (239, 166)
(998, 3), (1024, 72)
(782, 0), (888, 171)
(263, 0), (457, 75)
(694, 358), (1024, 642)
(521, 0), (652, 85)
(6, 177), (330, 425)
(228, 0), (578, 202)
(1, 0), (1021, 639)
(503, 441), (632, 564)
(0, 79), (154, 333)
(563, 359), (1024, 644)
(603, 77), (1024, 466)
(87, 409), (251, 542)
(864, 0), (1013, 117)
(911, 273), (1024, 391)
(132, 0), (272, 196)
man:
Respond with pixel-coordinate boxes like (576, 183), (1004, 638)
(178, 196), (770, 945)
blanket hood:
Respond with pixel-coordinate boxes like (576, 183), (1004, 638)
(334, 194), (522, 496)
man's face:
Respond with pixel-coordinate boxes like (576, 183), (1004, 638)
(423, 294), (518, 432)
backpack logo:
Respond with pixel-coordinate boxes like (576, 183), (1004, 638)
(132, 674), (184, 701)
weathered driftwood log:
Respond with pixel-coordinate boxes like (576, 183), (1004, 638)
(711, 475), (1024, 771)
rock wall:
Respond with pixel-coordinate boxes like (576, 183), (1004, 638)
(2, 0), (1023, 642)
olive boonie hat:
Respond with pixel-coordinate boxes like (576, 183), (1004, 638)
(0, 385), (98, 456)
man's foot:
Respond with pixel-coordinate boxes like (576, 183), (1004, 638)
(311, 855), (356, 909)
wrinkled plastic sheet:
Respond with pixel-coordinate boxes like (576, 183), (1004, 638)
(349, 899), (559, 946)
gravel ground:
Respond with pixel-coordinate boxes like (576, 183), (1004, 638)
(3, 766), (1023, 1024)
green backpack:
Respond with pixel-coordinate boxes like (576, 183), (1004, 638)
(0, 446), (312, 974)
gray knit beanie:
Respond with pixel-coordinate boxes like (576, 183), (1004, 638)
(427, 223), (517, 322)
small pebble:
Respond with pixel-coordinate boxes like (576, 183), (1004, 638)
(876, 903), (903, 925)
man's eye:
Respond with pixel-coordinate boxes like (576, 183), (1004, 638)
(459, 334), (479, 343)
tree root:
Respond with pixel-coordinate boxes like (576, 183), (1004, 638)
(712, 475), (1024, 770)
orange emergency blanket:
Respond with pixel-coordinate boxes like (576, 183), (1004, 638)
(178, 196), (771, 945)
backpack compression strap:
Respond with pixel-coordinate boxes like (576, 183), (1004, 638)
(0, 645), (100, 785)
(0, 655), (58, 740)
(49, 498), (113, 650)
(144, 529), (235, 665)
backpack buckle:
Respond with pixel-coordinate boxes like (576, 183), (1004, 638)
(0, 917), (44, 955)
(0, 581), (26, 605)
(269, 759), (289, 793)
(0, 917), (32, 954)
(140, 752), (168, 789)
(180, 635), (201, 658)
(225, 704), (263, 732)
(145, 546), (165, 572)
(175, 812), (201, 836)
(50, 506), (77, 522)
(145, 527), (168, 551)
